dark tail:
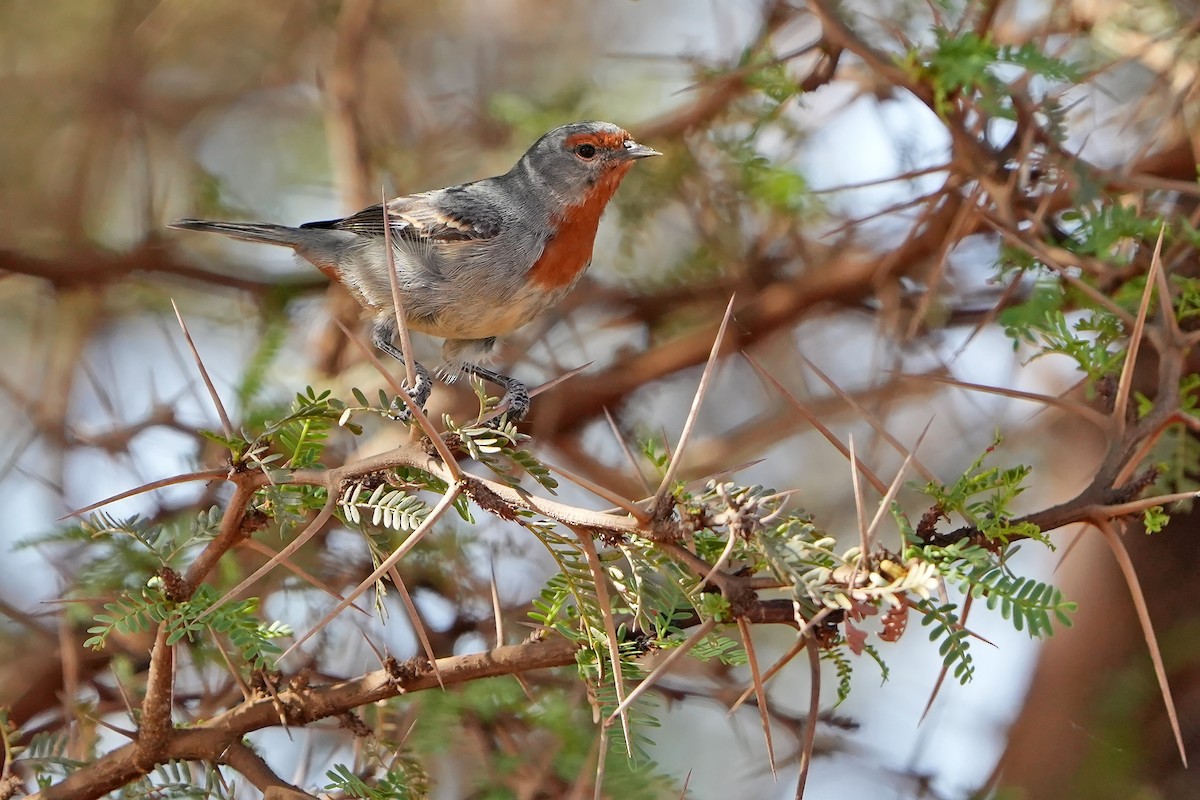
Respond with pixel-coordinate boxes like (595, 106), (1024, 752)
(168, 219), (308, 248)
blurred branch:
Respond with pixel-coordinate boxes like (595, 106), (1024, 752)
(0, 245), (326, 296)
(326, 0), (381, 210)
(312, 0), (385, 374)
(640, 0), (839, 141)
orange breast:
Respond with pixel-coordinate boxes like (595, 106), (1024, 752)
(527, 163), (632, 290)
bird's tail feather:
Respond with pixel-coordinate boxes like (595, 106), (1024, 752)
(168, 219), (306, 247)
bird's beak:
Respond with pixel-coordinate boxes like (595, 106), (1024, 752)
(619, 140), (662, 160)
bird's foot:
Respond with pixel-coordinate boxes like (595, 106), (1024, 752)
(491, 379), (530, 426)
(384, 363), (433, 422)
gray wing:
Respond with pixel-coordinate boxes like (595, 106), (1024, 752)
(300, 185), (505, 244)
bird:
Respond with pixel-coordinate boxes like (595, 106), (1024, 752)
(170, 120), (660, 421)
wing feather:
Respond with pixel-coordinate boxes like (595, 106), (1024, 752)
(300, 188), (503, 243)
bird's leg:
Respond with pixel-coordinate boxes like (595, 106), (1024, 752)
(460, 362), (531, 422)
(371, 317), (432, 418)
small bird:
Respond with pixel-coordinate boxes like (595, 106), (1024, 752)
(171, 120), (660, 420)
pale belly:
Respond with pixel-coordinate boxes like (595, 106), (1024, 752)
(337, 237), (577, 343)
(405, 293), (546, 341)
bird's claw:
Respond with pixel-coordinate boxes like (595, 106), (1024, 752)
(487, 380), (530, 428)
(384, 371), (433, 422)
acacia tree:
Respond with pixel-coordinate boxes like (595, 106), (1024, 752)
(2, 1), (1199, 798)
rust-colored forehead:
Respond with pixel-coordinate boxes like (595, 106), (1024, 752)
(563, 129), (630, 151)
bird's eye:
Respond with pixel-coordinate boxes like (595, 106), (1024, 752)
(575, 144), (597, 159)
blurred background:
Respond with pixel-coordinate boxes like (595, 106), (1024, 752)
(2, 1), (1199, 798)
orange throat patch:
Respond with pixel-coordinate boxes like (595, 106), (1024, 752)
(527, 162), (632, 291)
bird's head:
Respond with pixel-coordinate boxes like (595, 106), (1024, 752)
(517, 120), (660, 208)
